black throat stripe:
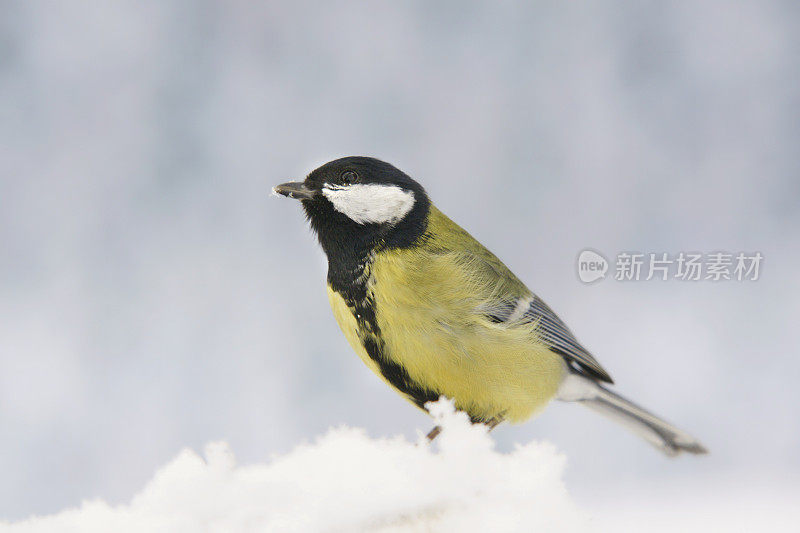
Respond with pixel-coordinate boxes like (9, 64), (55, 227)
(331, 260), (440, 410)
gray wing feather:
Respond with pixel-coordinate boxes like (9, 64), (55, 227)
(486, 295), (613, 384)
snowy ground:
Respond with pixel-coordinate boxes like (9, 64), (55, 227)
(1, 400), (796, 532)
(0, 401), (584, 533)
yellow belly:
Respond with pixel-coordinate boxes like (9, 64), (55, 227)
(326, 267), (565, 424)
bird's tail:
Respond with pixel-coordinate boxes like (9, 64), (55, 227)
(556, 372), (707, 456)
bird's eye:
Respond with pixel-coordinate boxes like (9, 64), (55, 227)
(341, 171), (358, 184)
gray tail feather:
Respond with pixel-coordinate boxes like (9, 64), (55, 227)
(557, 373), (708, 457)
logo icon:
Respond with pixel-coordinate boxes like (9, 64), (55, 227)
(577, 249), (608, 283)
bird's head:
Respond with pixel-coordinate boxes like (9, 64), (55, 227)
(274, 157), (430, 258)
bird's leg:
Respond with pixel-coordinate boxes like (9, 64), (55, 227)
(427, 417), (500, 442)
(426, 425), (442, 441)
(485, 418), (502, 432)
(469, 414), (503, 432)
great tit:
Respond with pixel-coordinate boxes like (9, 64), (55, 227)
(274, 156), (706, 456)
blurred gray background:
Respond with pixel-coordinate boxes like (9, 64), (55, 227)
(1, 0), (799, 521)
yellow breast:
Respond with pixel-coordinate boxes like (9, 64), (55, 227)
(327, 286), (384, 381)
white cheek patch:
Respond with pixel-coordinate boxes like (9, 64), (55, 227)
(322, 184), (416, 225)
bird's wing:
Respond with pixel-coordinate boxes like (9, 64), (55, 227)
(424, 206), (614, 384)
(483, 292), (613, 384)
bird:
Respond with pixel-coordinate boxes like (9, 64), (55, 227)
(273, 156), (707, 456)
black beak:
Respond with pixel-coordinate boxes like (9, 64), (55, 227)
(273, 181), (316, 200)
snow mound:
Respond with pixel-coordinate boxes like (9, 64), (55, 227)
(0, 399), (585, 532)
